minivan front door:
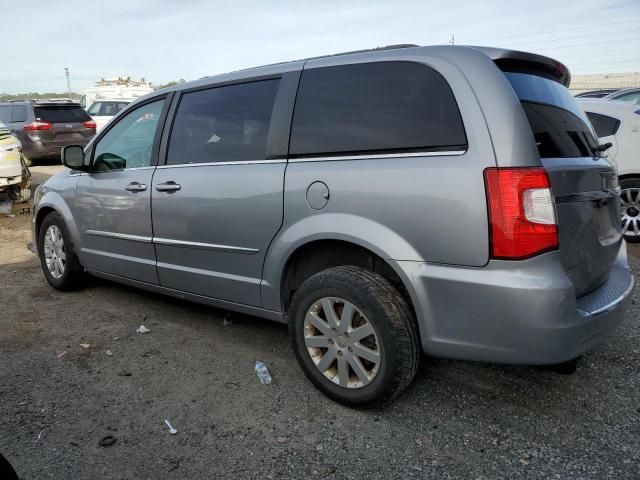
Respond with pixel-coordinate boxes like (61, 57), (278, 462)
(151, 79), (287, 306)
(75, 97), (168, 283)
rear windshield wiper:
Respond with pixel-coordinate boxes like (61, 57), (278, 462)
(591, 142), (612, 155)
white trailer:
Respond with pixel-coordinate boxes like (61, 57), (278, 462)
(80, 77), (154, 110)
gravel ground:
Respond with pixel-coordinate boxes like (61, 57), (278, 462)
(0, 195), (639, 479)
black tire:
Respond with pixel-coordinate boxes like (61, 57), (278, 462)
(620, 178), (640, 243)
(37, 212), (86, 290)
(289, 265), (420, 407)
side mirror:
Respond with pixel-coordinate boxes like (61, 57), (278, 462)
(61, 145), (86, 170)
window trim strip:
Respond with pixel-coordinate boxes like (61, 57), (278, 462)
(288, 150), (466, 163)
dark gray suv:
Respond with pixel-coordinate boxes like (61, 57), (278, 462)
(32, 45), (635, 406)
(0, 100), (96, 161)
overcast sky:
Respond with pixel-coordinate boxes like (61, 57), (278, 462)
(1, 0), (638, 93)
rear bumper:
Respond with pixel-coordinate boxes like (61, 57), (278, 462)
(392, 244), (634, 365)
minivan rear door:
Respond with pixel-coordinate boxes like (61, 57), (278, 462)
(151, 73), (299, 307)
(33, 105), (95, 145)
(504, 71), (622, 296)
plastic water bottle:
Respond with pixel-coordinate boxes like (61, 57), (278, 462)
(254, 361), (272, 385)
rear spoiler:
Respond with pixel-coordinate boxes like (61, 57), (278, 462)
(470, 46), (571, 87)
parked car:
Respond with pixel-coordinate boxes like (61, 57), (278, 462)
(575, 89), (620, 99)
(602, 88), (640, 105)
(578, 99), (640, 241)
(32, 45), (634, 406)
(0, 121), (31, 202)
(0, 100), (96, 161)
(86, 99), (130, 132)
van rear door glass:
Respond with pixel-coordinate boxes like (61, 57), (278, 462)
(505, 72), (599, 158)
(34, 106), (91, 123)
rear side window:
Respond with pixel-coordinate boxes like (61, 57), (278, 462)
(0, 105), (27, 123)
(505, 72), (599, 158)
(166, 79), (279, 165)
(290, 62), (467, 157)
(586, 112), (621, 138)
(0, 106), (10, 123)
(102, 102), (128, 116)
(34, 106), (91, 123)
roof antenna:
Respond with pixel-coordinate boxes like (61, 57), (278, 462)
(449, 34), (455, 46)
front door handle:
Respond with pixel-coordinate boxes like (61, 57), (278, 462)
(125, 182), (147, 192)
(156, 181), (181, 193)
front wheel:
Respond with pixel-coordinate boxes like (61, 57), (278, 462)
(37, 212), (86, 290)
(289, 266), (420, 407)
(620, 178), (640, 243)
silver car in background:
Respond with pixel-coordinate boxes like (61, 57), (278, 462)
(32, 45), (634, 406)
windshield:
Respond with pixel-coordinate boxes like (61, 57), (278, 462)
(505, 72), (600, 158)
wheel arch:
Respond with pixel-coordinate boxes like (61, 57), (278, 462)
(34, 193), (83, 256)
(261, 214), (424, 315)
(618, 173), (640, 183)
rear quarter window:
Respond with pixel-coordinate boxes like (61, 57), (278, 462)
(505, 72), (599, 158)
(34, 106), (91, 123)
(290, 61), (467, 157)
(586, 112), (621, 138)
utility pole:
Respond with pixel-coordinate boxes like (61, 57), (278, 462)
(449, 34), (455, 46)
(64, 67), (72, 98)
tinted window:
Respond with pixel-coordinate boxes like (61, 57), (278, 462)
(0, 105), (27, 123)
(290, 62), (467, 156)
(167, 80), (279, 165)
(34, 106), (91, 123)
(586, 112), (621, 138)
(0, 106), (10, 123)
(505, 72), (599, 158)
(110, 102), (128, 114)
(10, 105), (27, 122)
(613, 91), (640, 104)
(93, 99), (165, 171)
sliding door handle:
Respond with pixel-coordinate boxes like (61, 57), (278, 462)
(156, 181), (181, 193)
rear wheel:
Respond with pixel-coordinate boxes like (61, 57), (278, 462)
(289, 266), (419, 407)
(620, 178), (640, 243)
(37, 212), (86, 290)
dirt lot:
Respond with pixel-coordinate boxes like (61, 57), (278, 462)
(0, 170), (639, 479)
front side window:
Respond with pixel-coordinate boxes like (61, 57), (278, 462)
(87, 102), (102, 116)
(93, 99), (165, 171)
(290, 61), (467, 157)
(586, 112), (621, 138)
(166, 79), (279, 165)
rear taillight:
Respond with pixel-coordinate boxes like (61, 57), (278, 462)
(484, 167), (558, 260)
(23, 121), (53, 131)
(82, 120), (96, 129)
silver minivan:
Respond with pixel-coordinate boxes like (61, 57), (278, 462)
(33, 45), (635, 406)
